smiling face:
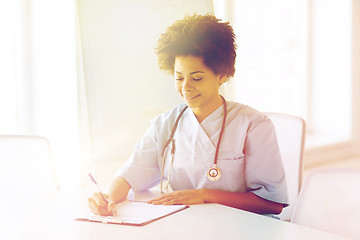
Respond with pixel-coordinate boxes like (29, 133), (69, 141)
(174, 55), (226, 122)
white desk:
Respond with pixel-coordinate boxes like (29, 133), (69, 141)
(1, 189), (352, 240)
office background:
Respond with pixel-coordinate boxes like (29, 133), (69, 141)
(0, 0), (359, 189)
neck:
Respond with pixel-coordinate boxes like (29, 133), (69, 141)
(193, 95), (224, 123)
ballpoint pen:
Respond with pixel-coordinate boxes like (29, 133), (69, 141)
(88, 173), (116, 215)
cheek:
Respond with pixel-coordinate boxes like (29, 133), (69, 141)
(175, 82), (182, 94)
(209, 82), (220, 93)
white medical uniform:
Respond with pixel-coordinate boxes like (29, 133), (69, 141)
(117, 101), (288, 205)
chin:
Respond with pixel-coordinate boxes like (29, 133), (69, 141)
(186, 103), (202, 111)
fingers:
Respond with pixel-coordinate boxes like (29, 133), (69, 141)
(147, 196), (173, 205)
(147, 189), (205, 206)
(94, 192), (108, 206)
(147, 192), (187, 205)
(88, 197), (111, 216)
(107, 199), (117, 214)
(88, 193), (115, 216)
(160, 198), (179, 205)
(147, 194), (172, 204)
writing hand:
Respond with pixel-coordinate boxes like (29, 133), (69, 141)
(88, 192), (116, 216)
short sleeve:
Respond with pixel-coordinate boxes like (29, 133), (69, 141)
(116, 122), (161, 191)
(244, 118), (288, 205)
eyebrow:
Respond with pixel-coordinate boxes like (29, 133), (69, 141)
(175, 71), (205, 75)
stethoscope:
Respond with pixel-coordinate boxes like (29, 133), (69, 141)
(160, 96), (227, 193)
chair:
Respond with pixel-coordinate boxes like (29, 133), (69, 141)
(265, 112), (306, 221)
(0, 135), (60, 195)
(291, 168), (360, 239)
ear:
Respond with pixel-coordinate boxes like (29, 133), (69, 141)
(218, 75), (228, 85)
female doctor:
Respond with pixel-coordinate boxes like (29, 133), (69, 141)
(88, 14), (288, 216)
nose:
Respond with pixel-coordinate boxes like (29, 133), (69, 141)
(182, 77), (193, 92)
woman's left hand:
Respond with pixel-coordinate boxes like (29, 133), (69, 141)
(147, 189), (207, 205)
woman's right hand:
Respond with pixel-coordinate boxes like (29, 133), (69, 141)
(88, 192), (116, 216)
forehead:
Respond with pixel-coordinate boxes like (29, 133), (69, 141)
(174, 55), (210, 73)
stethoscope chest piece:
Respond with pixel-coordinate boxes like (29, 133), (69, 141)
(207, 165), (221, 181)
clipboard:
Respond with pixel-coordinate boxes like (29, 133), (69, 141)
(75, 201), (188, 226)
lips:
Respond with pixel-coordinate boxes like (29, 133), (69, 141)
(184, 94), (200, 100)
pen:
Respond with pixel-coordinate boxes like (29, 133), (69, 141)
(88, 173), (116, 215)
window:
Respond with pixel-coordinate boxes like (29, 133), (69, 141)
(0, 0), (19, 133)
(214, 0), (360, 165)
(0, 0), (80, 188)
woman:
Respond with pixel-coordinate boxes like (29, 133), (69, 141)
(88, 14), (288, 216)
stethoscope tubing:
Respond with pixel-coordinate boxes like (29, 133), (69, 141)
(160, 106), (188, 193)
(160, 96), (227, 193)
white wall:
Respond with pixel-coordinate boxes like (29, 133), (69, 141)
(77, 0), (214, 184)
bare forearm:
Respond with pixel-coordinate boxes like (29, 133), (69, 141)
(203, 189), (283, 215)
(149, 188), (284, 215)
(105, 176), (131, 203)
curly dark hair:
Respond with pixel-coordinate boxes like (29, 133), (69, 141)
(155, 14), (237, 78)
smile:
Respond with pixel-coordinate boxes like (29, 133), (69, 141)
(184, 94), (200, 100)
